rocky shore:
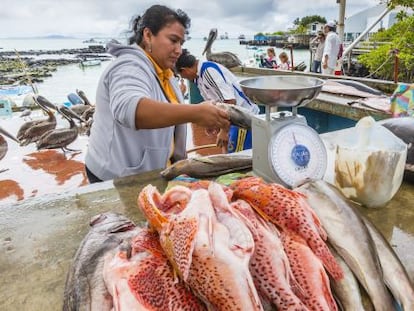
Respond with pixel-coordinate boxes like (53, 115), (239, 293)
(0, 45), (111, 85)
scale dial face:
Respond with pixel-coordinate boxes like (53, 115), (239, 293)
(268, 123), (327, 187)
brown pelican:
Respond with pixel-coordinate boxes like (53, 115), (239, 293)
(36, 106), (79, 153)
(0, 126), (19, 162)
(16, 95), (56, 141)
(202, 28), (242, 68)
(19, 96), (57, 146)
(67, 89), (93, 117)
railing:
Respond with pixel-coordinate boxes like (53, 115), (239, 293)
(343, 41), (391, 56)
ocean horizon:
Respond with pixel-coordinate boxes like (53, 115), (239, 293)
(0, 37), (311, 105)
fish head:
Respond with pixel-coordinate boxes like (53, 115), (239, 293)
(89, 212), (136, 233)
(137, 185), (169, 232)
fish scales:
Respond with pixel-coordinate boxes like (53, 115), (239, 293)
(62, 212), (140, 311)
(231, 199), (309, 311)
(103, 228), (206, 310)
(281, 232), (338, 311)
(295, 180), (395, 311)
(231, 176), (343, 281)
(138, 184), (264, 311)
(160, 154), (252, 180)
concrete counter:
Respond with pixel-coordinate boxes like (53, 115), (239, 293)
(0, 169), (413, 310)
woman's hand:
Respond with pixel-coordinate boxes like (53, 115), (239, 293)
(193, 101), (230, 129)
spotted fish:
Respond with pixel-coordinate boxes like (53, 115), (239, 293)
(137, 184), (264, 311)
(103, 228), (206, 310)
(230, 176), (343, 281)
(231, 199), (309, 311)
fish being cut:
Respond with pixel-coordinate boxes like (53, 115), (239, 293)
(230, 176), (344, 281)
(137, 184), (264, 311)
(295, 180), (395, 311)
(62, 212), (140, 311)
(160, 154), (252, 180)
(103, 228), (206, 310)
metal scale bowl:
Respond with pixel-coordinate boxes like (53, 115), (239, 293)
(239, 75), (326, 187)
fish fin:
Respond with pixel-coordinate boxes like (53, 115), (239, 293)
(163, 217), (198, 282)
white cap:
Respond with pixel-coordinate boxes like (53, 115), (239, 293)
(325, 20), (336, 28)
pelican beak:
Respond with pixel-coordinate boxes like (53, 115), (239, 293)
(202, 28), (217, 55)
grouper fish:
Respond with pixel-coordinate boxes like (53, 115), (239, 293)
(160, 154), (252, 180)
(63, 212), (140, 311)
(295, 180), (395, 311)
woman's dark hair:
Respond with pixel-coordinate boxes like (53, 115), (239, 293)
(128, 5), (191, 45)
(175, 49), (196, 72)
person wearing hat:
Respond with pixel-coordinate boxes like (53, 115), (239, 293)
(310, 31), (325, 73)
(322, 20), (341, 75)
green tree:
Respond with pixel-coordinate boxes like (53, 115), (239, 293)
(358, 14), (414, 82)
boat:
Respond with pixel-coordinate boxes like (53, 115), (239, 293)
(79, 59), (102, 67)
(0, 85), (36, 107)
(0, 97), (13, 118)
(0, 84), (34, 97)
(238, 34), (246, 40)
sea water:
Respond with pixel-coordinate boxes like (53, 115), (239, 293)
(0, 37), (311, 105)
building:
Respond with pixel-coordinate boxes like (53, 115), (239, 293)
(344, 4), (412, 42)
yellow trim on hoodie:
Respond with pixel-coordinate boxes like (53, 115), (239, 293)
(145, 51), (179, 166)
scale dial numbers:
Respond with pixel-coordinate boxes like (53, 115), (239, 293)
(268, 123), (327, 187)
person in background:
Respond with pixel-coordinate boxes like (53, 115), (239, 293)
(310, 31), (325, 73)
(322, 20), (341, 75)
(176, 49), (260, 154)
(260, 47), (278, 69)
(278, 51), (290, 70)
(84, 5), (230, 183)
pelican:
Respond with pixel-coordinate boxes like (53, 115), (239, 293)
(19, 96), (57, 146)
(67, 89), (93, 116)
(0, 126), (19, 162)
(16, 95), (56, 141)
(36, 106), (79, 153)
(202, 28), (242, 68)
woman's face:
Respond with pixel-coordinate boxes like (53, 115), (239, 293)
(144, 21), (186, 70)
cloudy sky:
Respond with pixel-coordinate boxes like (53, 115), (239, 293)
(0, 0), (381, 38)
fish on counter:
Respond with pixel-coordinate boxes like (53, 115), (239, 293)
(103, 228), (207, 310)
(138, 184), (264, 311)
(160, 153), (252, 180)
(63, 212), (140, 311)
(381, 117), (414, 182)
(295, 179), (395, 311)
(231, 176), (344, 281)
(362, 216), (414, 311)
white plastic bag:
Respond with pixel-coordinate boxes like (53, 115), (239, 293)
(334, 116), (407, 208)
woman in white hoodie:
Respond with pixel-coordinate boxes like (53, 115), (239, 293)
(85, 5), (230, 182)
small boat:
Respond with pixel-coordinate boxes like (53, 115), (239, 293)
(0, 84), (33, 97)
(0, 97), (13, 118)
(79, 59), (101, 67)
(238, 34), (246, 40)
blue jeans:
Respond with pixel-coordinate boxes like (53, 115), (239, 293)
(312, 60), (321, 73)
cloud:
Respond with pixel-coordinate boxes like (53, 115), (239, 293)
(0, 0), (380, 38)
